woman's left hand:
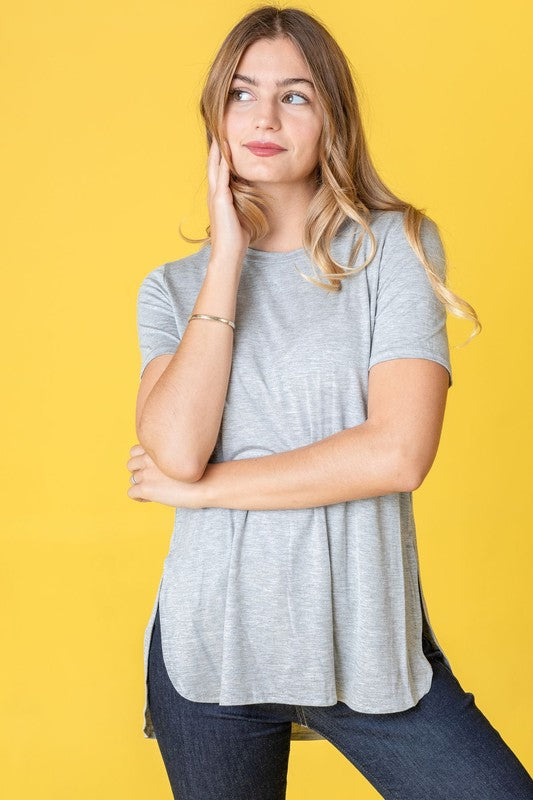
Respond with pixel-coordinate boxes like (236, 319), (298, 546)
(126, 444), (207, 508)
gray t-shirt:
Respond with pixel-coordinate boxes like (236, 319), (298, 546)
(137, 209), (454, 743)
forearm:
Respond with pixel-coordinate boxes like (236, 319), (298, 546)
(201, 421), (417, 510)
(139, 260), (241, 480)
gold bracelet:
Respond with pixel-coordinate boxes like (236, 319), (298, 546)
(187, 313), (235, 330)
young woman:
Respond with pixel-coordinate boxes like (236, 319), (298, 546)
(126, 6), (533, 799)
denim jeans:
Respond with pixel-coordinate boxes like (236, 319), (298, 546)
(147, 604), (533, 799)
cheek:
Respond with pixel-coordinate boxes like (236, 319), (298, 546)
(295, 132), (322, 163)
(294, 115), (322, 145)
(225, 122), (247, 150)
(224, 106), (245, 130)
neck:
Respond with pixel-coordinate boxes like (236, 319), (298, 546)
(249, 179), (316, 251)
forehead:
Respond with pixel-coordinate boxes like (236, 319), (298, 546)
(233, 37), (312, 83)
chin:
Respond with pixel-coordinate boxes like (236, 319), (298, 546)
(235, 164), (280, 179)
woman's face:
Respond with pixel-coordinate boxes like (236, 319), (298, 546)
(222, 36), (324, 187)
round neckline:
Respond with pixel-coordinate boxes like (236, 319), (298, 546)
(244, 243), (308, 262)
(201, 241), (308, 264)
(243, 217), (357, 262)
(201, 217), (357, 265)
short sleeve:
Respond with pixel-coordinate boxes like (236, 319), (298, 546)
(368, 215), (453, 388)
(136, 264), (181, 380)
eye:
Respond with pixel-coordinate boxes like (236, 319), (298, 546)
(228, 88), (310, 104)
(283, 92), (309, 104)
(228, 88), (253, 102)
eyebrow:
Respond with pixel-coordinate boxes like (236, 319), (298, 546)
(231, 73), (315, 90)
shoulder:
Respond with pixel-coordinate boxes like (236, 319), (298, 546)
(368, 209), (440, 246)
(164, 244), (211, 294)
(137, 263), (167, 305)
(368, 209), (446, 282)
(138, 243), (210, 299)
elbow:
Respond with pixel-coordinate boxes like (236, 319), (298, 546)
(157, 451), (203, 483)
(137, 426), (201, 483)
(392, 449), (425, 493)
(404, 466), (425, 492)
(163, 460), (203, 483)
(156, 447), (204, 483)
(376, 422), (437, 494)
(400, 448), (438, 492)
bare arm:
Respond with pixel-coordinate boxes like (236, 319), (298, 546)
(196, 358), (450, 510)
(200, 419), (406, 509)
(137, 137), (250, 482)
(137, 261), (240, 481)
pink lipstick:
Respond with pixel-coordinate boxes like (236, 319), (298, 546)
(244, 141), (287, 157)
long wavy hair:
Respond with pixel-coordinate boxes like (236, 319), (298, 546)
(181, 3), (480, 345)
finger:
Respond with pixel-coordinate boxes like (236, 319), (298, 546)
(218, 153), (230, 184)
(126, 455), (144, 471)
(219, 140), (231, 174)
(215, 150), (231, 195)
(127, 486), (149, 502)
(130, 444), (144, 456)
(207, 138), (221, 196)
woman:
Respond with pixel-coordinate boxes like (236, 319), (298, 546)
(126, 6), (533, 799)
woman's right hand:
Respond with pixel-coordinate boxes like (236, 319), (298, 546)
(207, 137), (251, 267)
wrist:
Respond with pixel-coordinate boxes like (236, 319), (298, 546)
(206, 258), (243, 285)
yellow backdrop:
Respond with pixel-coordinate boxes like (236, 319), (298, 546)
(2, 0), (532, 796)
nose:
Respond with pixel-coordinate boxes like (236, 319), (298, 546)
(252, 98), (281, 130)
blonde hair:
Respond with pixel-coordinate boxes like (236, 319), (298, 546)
(181, 3), (481, 345)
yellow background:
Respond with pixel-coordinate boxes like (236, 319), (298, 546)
(2, 0), (532, 796)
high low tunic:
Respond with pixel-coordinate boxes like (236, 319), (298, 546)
(136, 209), (454, 742)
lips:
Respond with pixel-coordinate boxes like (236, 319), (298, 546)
(244, 141), (286, 152)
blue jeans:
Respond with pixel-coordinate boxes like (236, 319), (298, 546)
(147, 605), (533, 799)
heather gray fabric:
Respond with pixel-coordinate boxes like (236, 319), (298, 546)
(136, 209), (453, 743)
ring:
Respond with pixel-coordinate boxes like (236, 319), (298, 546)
(130, 473), (137, 485)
